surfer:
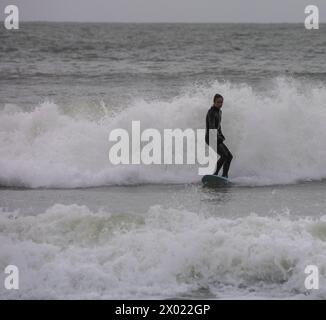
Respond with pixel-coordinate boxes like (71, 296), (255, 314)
(205, 94), (233, 178)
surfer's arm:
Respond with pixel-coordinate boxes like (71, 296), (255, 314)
(218, 112), (225, 140)
(207, 110), (215, 129)
(218, 127), (225, 140)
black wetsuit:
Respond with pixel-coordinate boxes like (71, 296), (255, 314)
(205, 106), (233, 178)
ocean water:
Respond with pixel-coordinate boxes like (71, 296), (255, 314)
(0, 23), (326, 299)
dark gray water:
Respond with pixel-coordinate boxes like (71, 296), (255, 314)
(1, 23), (326, 107)
(1, 23), (326, 299)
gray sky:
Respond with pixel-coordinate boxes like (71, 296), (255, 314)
(1, 0), (326, 22)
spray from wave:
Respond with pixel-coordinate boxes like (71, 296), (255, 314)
(0, 203), (326, 299)
(1, 77), (326, 188)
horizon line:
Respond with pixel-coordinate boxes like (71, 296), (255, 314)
(3, 20), (326, 24)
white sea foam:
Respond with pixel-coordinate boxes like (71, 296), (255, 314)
(1, 78), (326, 188)
(0, 204), (326, 299)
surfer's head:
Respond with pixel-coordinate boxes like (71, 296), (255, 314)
(213, 94), (224, 108)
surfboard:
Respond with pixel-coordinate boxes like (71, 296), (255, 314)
(201, 175), (231, 187)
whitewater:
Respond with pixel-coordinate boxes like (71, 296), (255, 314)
(0, 202), (326, 299)
(1, 78), (326, 188)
